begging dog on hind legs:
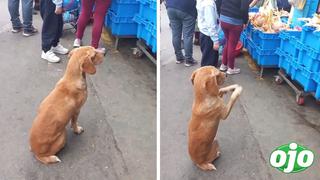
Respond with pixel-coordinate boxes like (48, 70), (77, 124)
(188, 66), (243, 171)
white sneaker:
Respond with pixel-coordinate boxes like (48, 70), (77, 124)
(96, 47), (106, 54)
(73, 38), (82, 47)
(219, 64), (228, 71)
(227, 67), (241, 75)
(52, 44), (69, 55)
(41, 50), (60, 63)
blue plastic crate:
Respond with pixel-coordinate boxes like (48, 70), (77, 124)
(137, 0), (156, 25)
(255, 30), (281, 50)
(291, 0), (319, 26)
(276, 49), (293, 74)
(240, 32), (247, 49)
(110, 0), (139, 17)
(297, 46), (320, 72)
(134, 15), (157, 53)
(247, 39), (257, 59)
(279, 30), (301, 58)
(105, 11), (137, 36)
(244, 23), (253, 37)
(313, 73), (320, 99)
(255, 46), (279, 66)
(300, 26), (320, 52)
(290, 61), (317, 92)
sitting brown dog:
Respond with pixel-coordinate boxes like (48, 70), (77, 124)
(188, 66), (243, 171)
(29, 46), (104, 164)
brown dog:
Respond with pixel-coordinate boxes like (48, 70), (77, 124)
(188, 66), (243, 171)
(29, 46), (104, 164)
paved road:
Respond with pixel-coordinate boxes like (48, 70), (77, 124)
(0, 7), (156, 180)
(160, 4), (320, 180)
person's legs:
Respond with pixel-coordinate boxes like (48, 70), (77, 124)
(21, 0), (33, 31)
(181, 12), (196, 61)
(40, 0), (59, 52)
(226, 24), (242, 69)
(8, 0), (23, 30)
(221, 21), (230, 67)
(52, 14), (63, 47)
(91, 0), (111, 48)
(200, 32), (216, 67)
(76, 0), (95, 40)
(167, 8), (184, 61)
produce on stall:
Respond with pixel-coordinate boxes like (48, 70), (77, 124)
(241, 0), (320, 104)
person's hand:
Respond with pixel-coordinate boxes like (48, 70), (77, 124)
(55, 7), (64, 15)
(213, 42), (219, 50)
(243, 24), (248, 30)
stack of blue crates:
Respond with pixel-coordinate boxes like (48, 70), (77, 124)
(133, 0), (157, 53)
(276, 26), (320, 100)
(241, 23), (281, 67)
(105, 0), (139, 36)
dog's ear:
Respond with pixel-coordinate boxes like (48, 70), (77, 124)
(216, 72), (226, 85)
(205, 73), (219, 96)
(190, 70), (198, 85)
(81, 54), (96, 74)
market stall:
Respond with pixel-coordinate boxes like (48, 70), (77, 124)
(241, 0), (320, 105)
(104, 0), (157, 64)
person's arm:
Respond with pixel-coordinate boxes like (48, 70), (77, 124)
(203, 5), (219, 47)
(241, 0), (251, 24)
(250, 0), (259, 7)
(52, 0), (63, 14)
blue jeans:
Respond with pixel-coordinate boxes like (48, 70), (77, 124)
(8, 0), (33, 31)
(167, 8), (196, 61)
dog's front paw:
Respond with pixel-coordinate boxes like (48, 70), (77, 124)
(74, 126), (84, 134)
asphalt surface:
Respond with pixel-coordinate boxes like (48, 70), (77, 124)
(0, 6), (156, 180)
(160, 4), (320, 180)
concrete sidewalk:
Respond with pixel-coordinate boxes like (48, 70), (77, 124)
(160, 4), (320, 180)
(0, 8), (156, 180)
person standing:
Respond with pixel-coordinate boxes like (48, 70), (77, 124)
(73, 0), (111, 52)
(40, 0), (69, 63)
(166, 0), (198, 67)
(196, 0), (220, 67)
(8, 0), (38, 36)
(219, 0), (251, 75)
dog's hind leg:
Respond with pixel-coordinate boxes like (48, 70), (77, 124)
(207, 139), (221, 162)
(196, 163), (217, 171)
(35, 155), (61, 164)
(220, 85), (243, 120)
(71, 111), (84, 134)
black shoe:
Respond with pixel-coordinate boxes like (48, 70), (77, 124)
(11, 27), (23, 33)
(23, 27), (38, 37)
(176, 59), (185, 64)
(185, 59), (198, 67)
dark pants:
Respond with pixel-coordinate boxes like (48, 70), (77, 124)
(200, 32), (219, 67)
(8, 0), (33, 30)
(167, 8), (196, 61)
(221, 21), (242, 69)
(40, 0), (63, 52)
